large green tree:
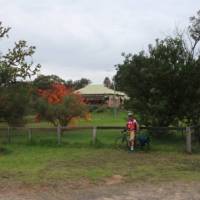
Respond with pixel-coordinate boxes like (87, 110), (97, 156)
(115, 11), (200, 127)
(0, 22), (40, 125)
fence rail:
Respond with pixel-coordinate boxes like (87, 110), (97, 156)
(0, 125), (198, 153)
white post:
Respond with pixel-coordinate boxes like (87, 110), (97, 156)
(186, 127), (192, 153)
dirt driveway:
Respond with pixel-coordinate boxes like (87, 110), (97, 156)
(73, 182), (200, 200)
(0, 181), (200, 200)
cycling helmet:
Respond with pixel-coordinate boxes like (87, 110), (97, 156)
(128, 111), (133, 116)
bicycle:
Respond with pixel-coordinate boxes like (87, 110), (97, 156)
(114, 130), (130, 150)
(115, 130), (150, 150)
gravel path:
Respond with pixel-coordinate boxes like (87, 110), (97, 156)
(73, 182), (200, 200)
(0, 182), (200, 200)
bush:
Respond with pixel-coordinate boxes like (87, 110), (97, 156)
(0, 85), (30, 126)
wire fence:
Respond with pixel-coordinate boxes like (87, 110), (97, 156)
(0, 125), (199, 153)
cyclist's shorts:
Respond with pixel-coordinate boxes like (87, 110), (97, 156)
(128, 130), (136, 141)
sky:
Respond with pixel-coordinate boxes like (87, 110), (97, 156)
(0, 0), (200, 83)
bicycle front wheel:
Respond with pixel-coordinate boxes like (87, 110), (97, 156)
(114, 135), (129, 150)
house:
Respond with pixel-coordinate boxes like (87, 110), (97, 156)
(75, 84), (128, 108)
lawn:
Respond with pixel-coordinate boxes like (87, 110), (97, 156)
(0, 142), (200, 186)
(0, 109), (127, 128)
(0, 110), (200, 187)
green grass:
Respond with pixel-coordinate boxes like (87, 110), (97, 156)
(0, 110), (200, 186)
(0, 109), (127, 128)
(0, 143), (200, 186)
(77, 109), (127, 126)
(0, 129), (199, 185)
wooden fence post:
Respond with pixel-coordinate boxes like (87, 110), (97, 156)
(57, 125), (61, 145)
(7, 127), (11, 144)
(186, 127), (192, 153)
(92, 126), (97, 145)
(28, 128), (32, 142)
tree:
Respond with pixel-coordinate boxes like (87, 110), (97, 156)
(115, 35), (200, 126)
(0, 25), (41, 86)
(189, 10), (200, 56)
(33, 75), (91, 90)
(115, 10), (200, 127)
(0, 22), (40, 86)
(0, 22), (40, 125)
(72, 78), (91, 90)
(33, 74), (65, 89)
(34, 83), (88, 127)
(103, 77), (112, 88)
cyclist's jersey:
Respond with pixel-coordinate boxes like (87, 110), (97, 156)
(126, 119), (138, 131)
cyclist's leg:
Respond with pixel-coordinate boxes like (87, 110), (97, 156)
(127, 131), (131, 148)
(127, 131), (133, 149)
(129, 131), (136, 151)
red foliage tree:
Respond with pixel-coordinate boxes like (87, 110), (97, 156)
(38, 84), (72, 104)
(35, 83), (88, 126)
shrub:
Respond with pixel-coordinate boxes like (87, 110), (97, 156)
(34, 83), (88, 127)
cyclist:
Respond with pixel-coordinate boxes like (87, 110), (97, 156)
(126, 111), (139, 151)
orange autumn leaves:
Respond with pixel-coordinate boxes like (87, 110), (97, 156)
(37, 84), (81, 104)
(35, 83), (89, 126)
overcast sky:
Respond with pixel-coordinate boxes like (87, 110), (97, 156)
(0, 0), (200, 83)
